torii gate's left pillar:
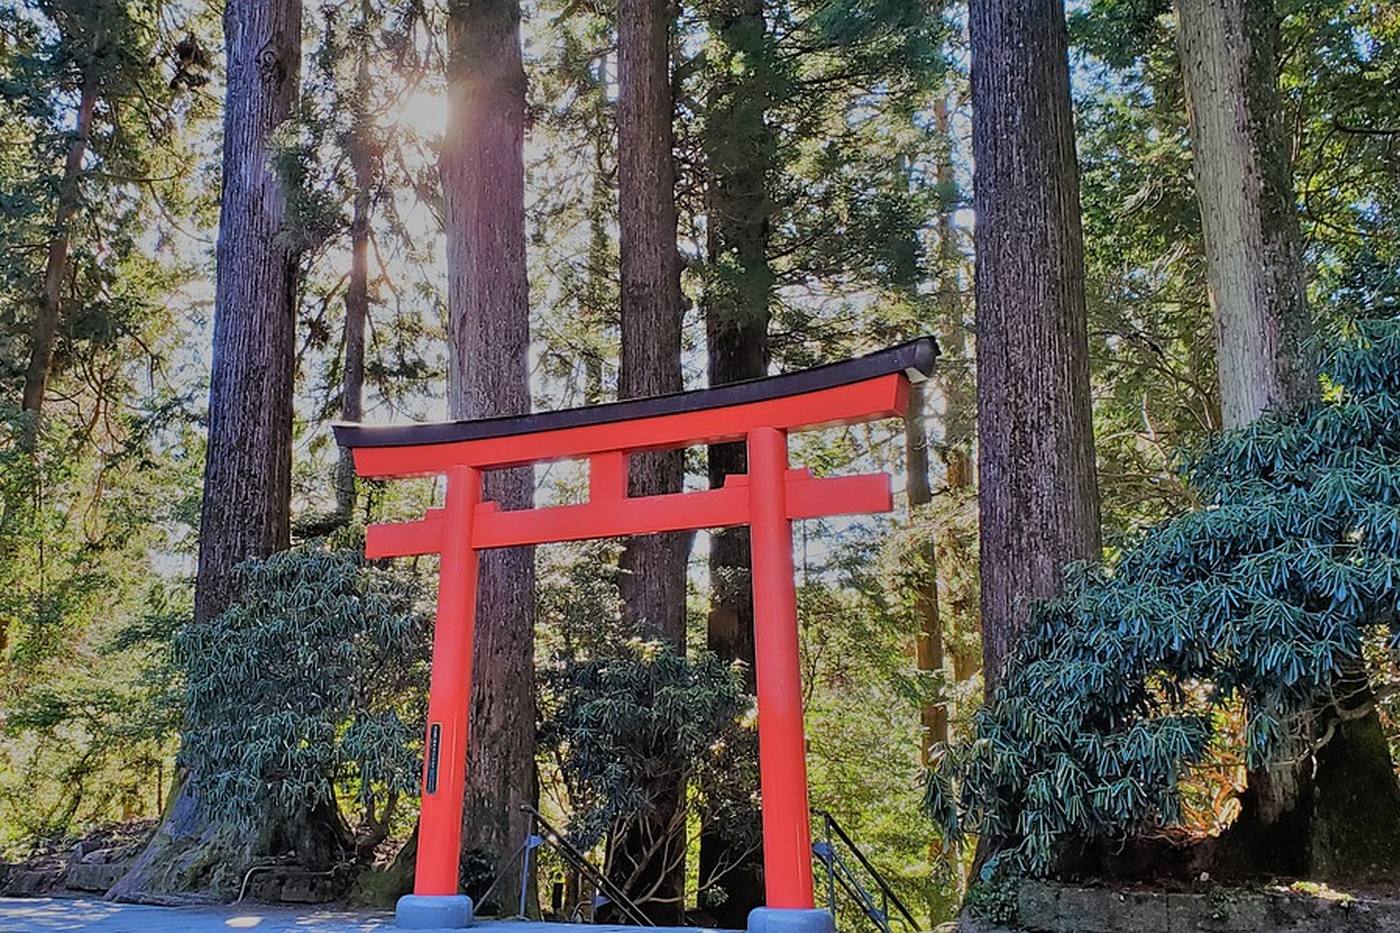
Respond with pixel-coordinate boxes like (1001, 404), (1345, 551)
(396, 464), (479, 930)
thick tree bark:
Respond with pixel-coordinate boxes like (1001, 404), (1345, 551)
(1216, 663), (1400, 881)
(1177, 0), (1400, 878)
(906, 383), (947, 759)
(1176, 0), (1314, 428)
(22, 68), (97, 428)
(336, 28), (373, 522)
(582, 83), (611, 408)
(617, 0), (687, 649)
(442, 0), (536, 911)
(108, 0), (305, 901)
(190, 0), (302, 628)
(930, 94), (980, 690)
(696, 0), (774, 922)
(613, 1), (688, 921)
(698, 352), (766, 928)
(970, 0), (1102, 690)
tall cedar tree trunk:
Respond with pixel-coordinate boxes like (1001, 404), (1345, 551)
(970, 0), (1102, 690)
(442, 0), (536, 911)
(336, 19), (373, 522)
(931, 95), (980, 688)
(614, 0), (689, 920)
(906, 385), (946, 758)
(910, 91), (969, 764)
(914, 94), (970, 919)
(582, 60), (610, 407)
(696, 0), (774, 923)
(1177, 0), (1400, 879)
(1176, 0), (1313, 429)
(21, 67), (97, 429)
(193, 0), (302, 628)
(108, 0), (323, 900)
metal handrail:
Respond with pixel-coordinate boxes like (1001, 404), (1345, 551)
(814, 840), (886, 927)
(521, 805), (656, 927)
(811, 809), (920, 933)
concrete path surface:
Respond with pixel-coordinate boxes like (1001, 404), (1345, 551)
(0, 897), (393, 932)
(0, 899), (734, 933)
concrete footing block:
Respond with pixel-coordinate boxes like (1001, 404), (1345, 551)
(747, 907), (836, 933)
(395, 893), (474, 929)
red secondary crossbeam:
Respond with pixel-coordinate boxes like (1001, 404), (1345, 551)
(333, 338), (936, 922)
(365, 468), (890, 556)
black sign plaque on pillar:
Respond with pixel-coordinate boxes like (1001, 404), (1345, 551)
(426, 723), (442, 794)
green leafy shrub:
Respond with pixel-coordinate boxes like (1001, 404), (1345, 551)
(534, 540), (748, 911)
(926, 315), (1400, 875)
(962, 873), (1019, 924)
(0, 405), (196, 852)
(539, 637), (746, 850)
(178, 533), (428, 847)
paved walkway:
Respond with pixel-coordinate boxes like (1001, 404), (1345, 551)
(0, 898), (393, 931)
(0, 899), (732, 933)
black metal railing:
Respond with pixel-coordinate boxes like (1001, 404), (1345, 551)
(811, 809), (920, 933)
(506, 805), (913, 931)
(520, 805), (655, 927)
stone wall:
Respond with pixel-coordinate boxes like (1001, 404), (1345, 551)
(954, 880), (1400, 932)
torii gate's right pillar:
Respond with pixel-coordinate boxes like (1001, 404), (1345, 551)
(745, 426), (834, 933)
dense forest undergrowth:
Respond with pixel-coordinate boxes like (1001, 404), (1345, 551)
(1, 0), (1398, 928)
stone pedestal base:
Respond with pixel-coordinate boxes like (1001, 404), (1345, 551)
(748, 907), (836, 933)
(395, 893), (474, 929)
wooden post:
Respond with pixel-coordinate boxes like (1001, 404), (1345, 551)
(746, 426), (816, 910)
(415, 464), (482, 895)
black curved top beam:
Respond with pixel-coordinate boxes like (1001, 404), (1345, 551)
(332, 336), (937, 450)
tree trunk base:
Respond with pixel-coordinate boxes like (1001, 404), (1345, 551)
(346, 830), (416, 908)
(106, 782), (354, 902)
(1217, 705), (1400, 882)
(697, 798), (764, 928)
(604, 775), (686, 925)
(1055, 702), (1400, 886)
(1308, 705), (1400, 878)
(106, 783), (244, 902)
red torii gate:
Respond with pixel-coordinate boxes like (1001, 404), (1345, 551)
(333, 338), (937, 932)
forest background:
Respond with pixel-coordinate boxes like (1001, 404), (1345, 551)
(1, 0), (1398, 926)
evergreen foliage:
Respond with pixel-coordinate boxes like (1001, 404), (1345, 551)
(178, 536), (428, 843)
(1071, 0), (1400, 535)
(684, 0), (948, 363)
(1071, 3), (1215, 532)
(0, 0), (215, 850)
(0, 0), (212, 396)
(535, 542), (748, 854)
(539, 638), (746, 850)
(927, 316), (1400, 876)
(0, 0), (1396, 918)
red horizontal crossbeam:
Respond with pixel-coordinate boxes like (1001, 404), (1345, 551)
(353, 373), (907, 479)
(366, 469), (891, 558)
